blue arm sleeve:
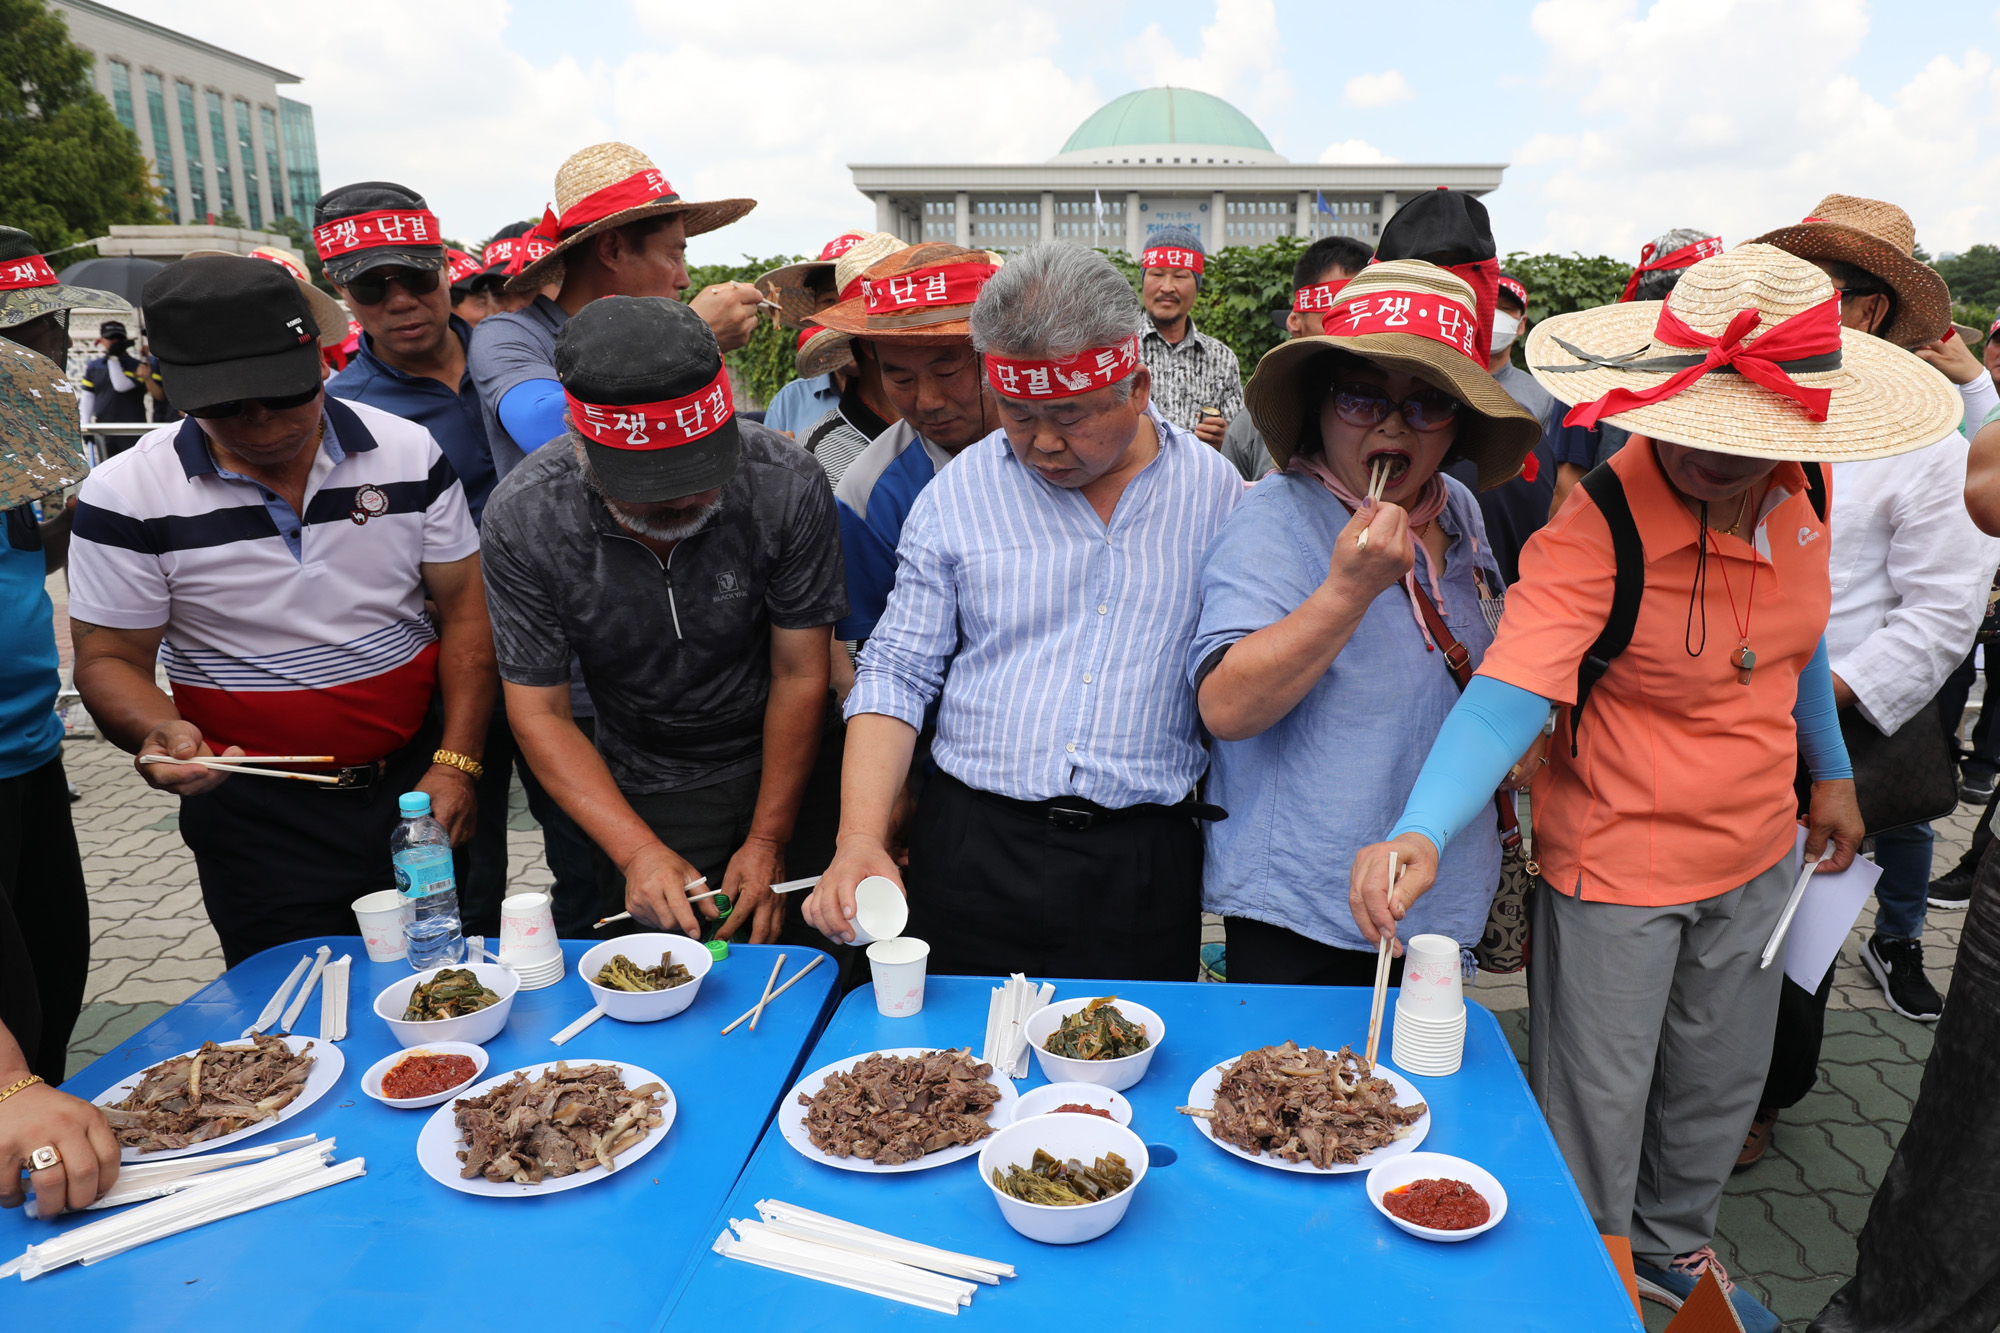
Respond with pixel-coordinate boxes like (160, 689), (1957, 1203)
(498, 379), (568, 453)
(1794, 634), (1853, 781)
(1389, 677), (1551, 854)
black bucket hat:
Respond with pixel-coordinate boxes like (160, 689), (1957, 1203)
(555, 296), (740, 503)
(142, 256), (323, 412)
(312, 181), (447, 286)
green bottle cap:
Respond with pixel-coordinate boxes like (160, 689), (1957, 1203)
(705, 938), (730, 962)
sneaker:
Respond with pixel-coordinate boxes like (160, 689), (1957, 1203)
(1734, 1108), (1777, 1173)
(1199, 942), (1226, 983)
(1863, 935), (1944, 1022)
(1633, 1248), (1780, 1333)
(1929, 864), (1974, 910)
(1961, 768), (1998, 805)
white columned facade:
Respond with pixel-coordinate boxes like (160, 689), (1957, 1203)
(875, 193), (896, 236)
(1295, 191), (1313, 238)
(954, 192), (970, 248)
(1210, 191), (1228, 251)
(1382, 191), (1399, 225)
(1039, 191), (1054, 243)
(1124, 191), (1142, 256)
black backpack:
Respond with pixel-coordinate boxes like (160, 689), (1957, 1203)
(1568, 459), (1827, 756)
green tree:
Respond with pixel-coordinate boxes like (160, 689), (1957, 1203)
(1500, 251), (1635, 368)
(685, 253), (806, 408)
(1933, 244), (2000, 311)
(215, 208), (247, 230)
(0, 0), (161, 250)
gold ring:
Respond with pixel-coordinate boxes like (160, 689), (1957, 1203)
(27, 1144), (61, 1171)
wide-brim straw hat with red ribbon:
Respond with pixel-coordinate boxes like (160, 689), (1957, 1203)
(768, 232), (912, 378)
(810, 242), (999, 353)
(758, 232), (877, 327)
(1247, 259), (1542, 489)
(507, 142), (755, 293)
(1526, 243), (1960, 462)
(1749, 195), (1952, 349)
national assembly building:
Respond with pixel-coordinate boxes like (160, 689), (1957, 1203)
(851, 86), (1505, 255)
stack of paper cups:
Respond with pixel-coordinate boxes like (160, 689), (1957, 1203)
(498, 891), (564, 990)
(1391, 933), (1467, 1076)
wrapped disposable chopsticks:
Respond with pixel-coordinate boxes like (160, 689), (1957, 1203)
(319, 954), (351, 1041)
(242, 954), (313, 1038)
(25, 1135), (318, 1216)
(1, 1139), (364, 1280)
(981, 974), (1054, 1079)
(713, 1201), (1013, 1314)
(279, 945), (332, 1034)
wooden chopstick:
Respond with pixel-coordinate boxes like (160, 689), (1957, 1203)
(140, 755), (339, 783)
(1356, 458), (1391, 550)
(177, 754), (334, 764)
(721, 955), (822, 1035)
(1364, 850), (1398, 1068)
(749, 952), (787, 1033)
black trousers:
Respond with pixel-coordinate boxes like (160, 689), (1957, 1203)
(181, 722), (443, 968)
(1809, 839), (2000, 1333)
(514, 714), (604, 938)
(1938, 645), (2000, 775)
(903, 771), (1203, 982)
(1224, 916), (1407, 988)
(0, 755), (89, 1085)
(457, 704), (517, 939)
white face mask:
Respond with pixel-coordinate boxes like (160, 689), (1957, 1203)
(1489, 310), (1521, 356)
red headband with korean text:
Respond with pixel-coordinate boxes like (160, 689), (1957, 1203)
(1141, 246), (1204, 276)
(445, 249), (484, 285)
(313, 209), (442, 260)
(985, 335), (1140, 400)
(860, 261), (998, 327)
(482, 236), (557, 276)
(564, 364), (734, 451)
(0, 254), (59, 291)
(1551, 297), (1842, 430)
(1325, 287), (1484, 362)
(1293, 279), (1349, 314)
(819, 233), (864, 261)
(1618, 235), (1724, 303)
(1498, 275), (1529, 309)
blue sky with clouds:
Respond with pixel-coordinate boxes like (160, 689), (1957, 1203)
(113, 0), (2000, 264)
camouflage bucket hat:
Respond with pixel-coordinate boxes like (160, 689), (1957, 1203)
(0, 341), (88, 509)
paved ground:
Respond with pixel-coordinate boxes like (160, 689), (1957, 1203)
(52, 571), (1977, 1331)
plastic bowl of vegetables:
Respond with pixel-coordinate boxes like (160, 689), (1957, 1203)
(978, 1114), (1149, 1245)
(1024, 996), (1164, 1092)
(579, 935), (712, 1021)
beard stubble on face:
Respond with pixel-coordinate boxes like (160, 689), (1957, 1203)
(573, 438), (722, 542)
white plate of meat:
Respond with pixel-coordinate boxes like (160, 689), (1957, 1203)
(1179, 1042), (1430, 1175)
(94, 1033), (343, 1162)
(416, 1059), (676, 1197)
(781, 1046), (1018, 1174)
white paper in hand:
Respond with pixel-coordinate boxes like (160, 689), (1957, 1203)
(1783, 832), (1883, 994)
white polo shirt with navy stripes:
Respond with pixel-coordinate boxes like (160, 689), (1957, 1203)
(68, 396), (479, 765)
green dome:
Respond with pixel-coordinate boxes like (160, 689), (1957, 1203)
(1060, 87), (1274, 156)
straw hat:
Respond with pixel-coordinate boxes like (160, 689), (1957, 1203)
(508, 142), (756, 292)
(1749, 195), (1951, 349)
(758, 232), (870, 327)
(793, 322), (855, 379)
(184, 247), (348, 348)
(1246, 260), (1541, 489)
(810, 242), (996, 353)
(780, 233), (914, 377)
(1525, 244), (1960, 462)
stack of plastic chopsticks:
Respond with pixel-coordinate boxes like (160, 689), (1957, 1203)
(981, 974), (1054, 1078)
(713, 1200), (1015, 1314)
(24, 1134), (320, 1217)
(319, 954), (351, 1040)
(1, 1138), (364, 1280)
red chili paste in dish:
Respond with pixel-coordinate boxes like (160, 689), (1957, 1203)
(382, 1053), (477, 1100)
(1051, 1103), (1114, 1120)
(1383, 1178), (1491, 1230)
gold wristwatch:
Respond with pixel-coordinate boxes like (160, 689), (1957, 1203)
(432, 749), (485, 780)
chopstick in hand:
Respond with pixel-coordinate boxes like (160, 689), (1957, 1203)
(140, 755), (339, 783)
(721, 955), (823, 1035)
(1356, 458), (1391, 550)
(1364, 850), (1399, 1068)
(594, 876), (708, 930)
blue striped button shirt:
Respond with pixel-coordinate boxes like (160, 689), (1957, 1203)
(847, 406), (1242, 806)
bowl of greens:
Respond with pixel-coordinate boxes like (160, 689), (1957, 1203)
(1024, 996), (1163, 1092)
(978, 1113), (1148, 1244)
(579, 935), (712, 1021)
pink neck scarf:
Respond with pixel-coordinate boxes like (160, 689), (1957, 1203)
(1289, 454), (1453, 646)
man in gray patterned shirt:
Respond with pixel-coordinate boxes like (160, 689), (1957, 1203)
(1135, 226), (1243, 447)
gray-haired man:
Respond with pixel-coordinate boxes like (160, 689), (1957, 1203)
(804, 242), (1242, 980)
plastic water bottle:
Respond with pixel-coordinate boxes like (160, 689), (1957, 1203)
(393, 791), (464, 968)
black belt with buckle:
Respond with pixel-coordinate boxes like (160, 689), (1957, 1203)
(317, 759), (390, 791)
(959, 778), (1226, 832)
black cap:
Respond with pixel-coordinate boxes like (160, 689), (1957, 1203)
(555, 296), (740, 503)
(0, 228), (41, 265)
(313, 180), (445, 285)
(1377, 189), (1497, 266)
(100, 320), (128, 339)
(472, 218), (536, 289)
(142, 256), (322, 412)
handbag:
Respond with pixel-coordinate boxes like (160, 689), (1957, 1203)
(1411, 578), (1535, 974)
(1800, 701), (1958, 837)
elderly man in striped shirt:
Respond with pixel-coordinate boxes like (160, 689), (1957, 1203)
(804, 243), (1243, 980)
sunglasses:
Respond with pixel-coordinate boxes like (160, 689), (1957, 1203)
(187, 385), (323, 419)
(344, 266), (442, 306)
(1328, 382), (1461, 432)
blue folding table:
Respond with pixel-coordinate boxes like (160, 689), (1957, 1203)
(0, 937), (836, 1326)
(662, 977), (1643, 1331)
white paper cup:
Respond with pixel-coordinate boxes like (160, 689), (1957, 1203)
(849, 876), (910, 946)
(354, 890), (414, 962)
(499, 892), (561, 966)
(867, 937), (930, 1017)
(1398, 933), (1465, 1020)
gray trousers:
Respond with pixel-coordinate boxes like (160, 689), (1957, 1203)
(1528, 851), (1794, 1266)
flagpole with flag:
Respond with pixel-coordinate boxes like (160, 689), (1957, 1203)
(1093, 189), (1106, 249)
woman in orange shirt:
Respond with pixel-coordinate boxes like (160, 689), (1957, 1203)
(1349, 245), (1958, 1331)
